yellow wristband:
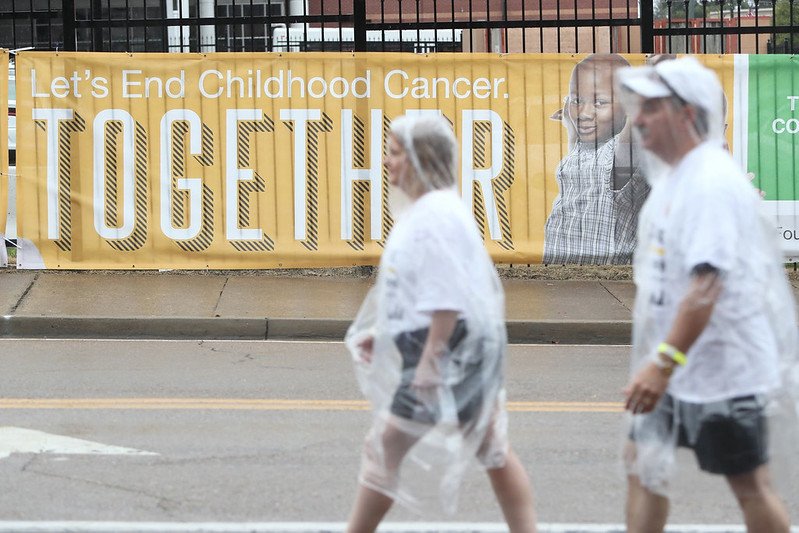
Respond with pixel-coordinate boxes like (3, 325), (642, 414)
(657, 342), (687, 366)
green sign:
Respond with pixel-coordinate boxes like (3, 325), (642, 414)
(748, 55), (799, 201)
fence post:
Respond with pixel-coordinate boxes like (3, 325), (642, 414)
(354, 0), (367, 52)
(62, 0), (77, 51)
(640, 0), (654, 53)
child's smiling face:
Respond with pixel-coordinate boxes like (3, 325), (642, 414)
(566, 65), (626, 145)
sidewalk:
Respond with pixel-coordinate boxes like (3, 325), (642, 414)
(0, 270), (637, 344)
(4, 269), (799, 344)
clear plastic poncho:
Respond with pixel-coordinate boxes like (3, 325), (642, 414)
(617, 57), (799, 498)
(346, 117), (509, 515)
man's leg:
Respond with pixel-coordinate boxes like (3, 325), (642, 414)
(726, 464), (789, 533)
(626, 474), (670, 533)
(485, 447), (538, 533)
(625, 440), (670, 533)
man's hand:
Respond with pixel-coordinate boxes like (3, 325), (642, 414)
(623, 362), (670, 414)
(747, 172), (766, 199)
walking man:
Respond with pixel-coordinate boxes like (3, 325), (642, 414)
(618, 57), (797, 533)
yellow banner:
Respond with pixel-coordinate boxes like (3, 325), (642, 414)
(15, 52), (734, 269)
(0, 49), (8, 236)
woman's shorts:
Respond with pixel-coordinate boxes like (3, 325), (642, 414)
(389, 320), (484, 425)
(633, 393), (769, 476)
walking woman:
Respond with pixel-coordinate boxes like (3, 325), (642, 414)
(345, 114), (537, 533)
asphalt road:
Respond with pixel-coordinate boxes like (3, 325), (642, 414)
(0, 339), (796, 531)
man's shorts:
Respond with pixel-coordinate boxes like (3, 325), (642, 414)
(390, 320), (483, 425)
(634, 393), (769, 476)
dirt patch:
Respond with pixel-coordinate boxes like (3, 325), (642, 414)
(0, 256), (632, 280)
(0, 263), (633, 280)
(497, 264), (634, 280)
(4, 254), (799, 282)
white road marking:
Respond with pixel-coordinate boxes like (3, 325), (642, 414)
(0, 427), (158, 460)
(0, 523), (790, 533)
(0, 338), (631, 348)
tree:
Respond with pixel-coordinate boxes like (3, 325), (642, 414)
(774, 0), (799, 52)
(653, 0), (687, 19)
(653, 0), (756, 21)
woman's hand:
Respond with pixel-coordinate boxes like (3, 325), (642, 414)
(411, 352), (442, 389)
(411, 352), (442, 407)
(410, 310), (457, 404)
(356, 335), (375, 364)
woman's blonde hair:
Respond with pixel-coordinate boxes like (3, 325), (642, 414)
(389, 114), (458, 192)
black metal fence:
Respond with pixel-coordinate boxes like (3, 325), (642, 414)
(0, 0), (797, 55)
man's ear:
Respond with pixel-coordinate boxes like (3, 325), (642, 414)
(681, 104), (703, 140)
(680, 102), (696, 123)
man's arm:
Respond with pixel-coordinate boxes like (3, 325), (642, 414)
(660, 265), (723, 351)
(624, 266), (723, 413)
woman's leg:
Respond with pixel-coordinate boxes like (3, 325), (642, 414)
(346, 484), (394, 533)
(486, 447), (538, 533)
(346, 419), (424, 533)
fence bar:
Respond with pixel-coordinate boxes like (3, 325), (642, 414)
(641, 0), (654, 52)
(0, 1), (793, 57)
(353, 0), (366, 51)
(63, 0), (76, 49)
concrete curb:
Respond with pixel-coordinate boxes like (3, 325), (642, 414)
(0, 316), (633, 344)
(0, 316), (269, 340)
(267, 318), (351, 340)
(506, 319), (631, 345)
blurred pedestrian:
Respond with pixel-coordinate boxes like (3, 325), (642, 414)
(345, 114), (537, 533)
(618, 56), (798, 532)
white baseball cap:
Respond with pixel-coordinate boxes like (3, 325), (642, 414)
(617, 56), (726, 142)
(618, 56), (722, 111)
